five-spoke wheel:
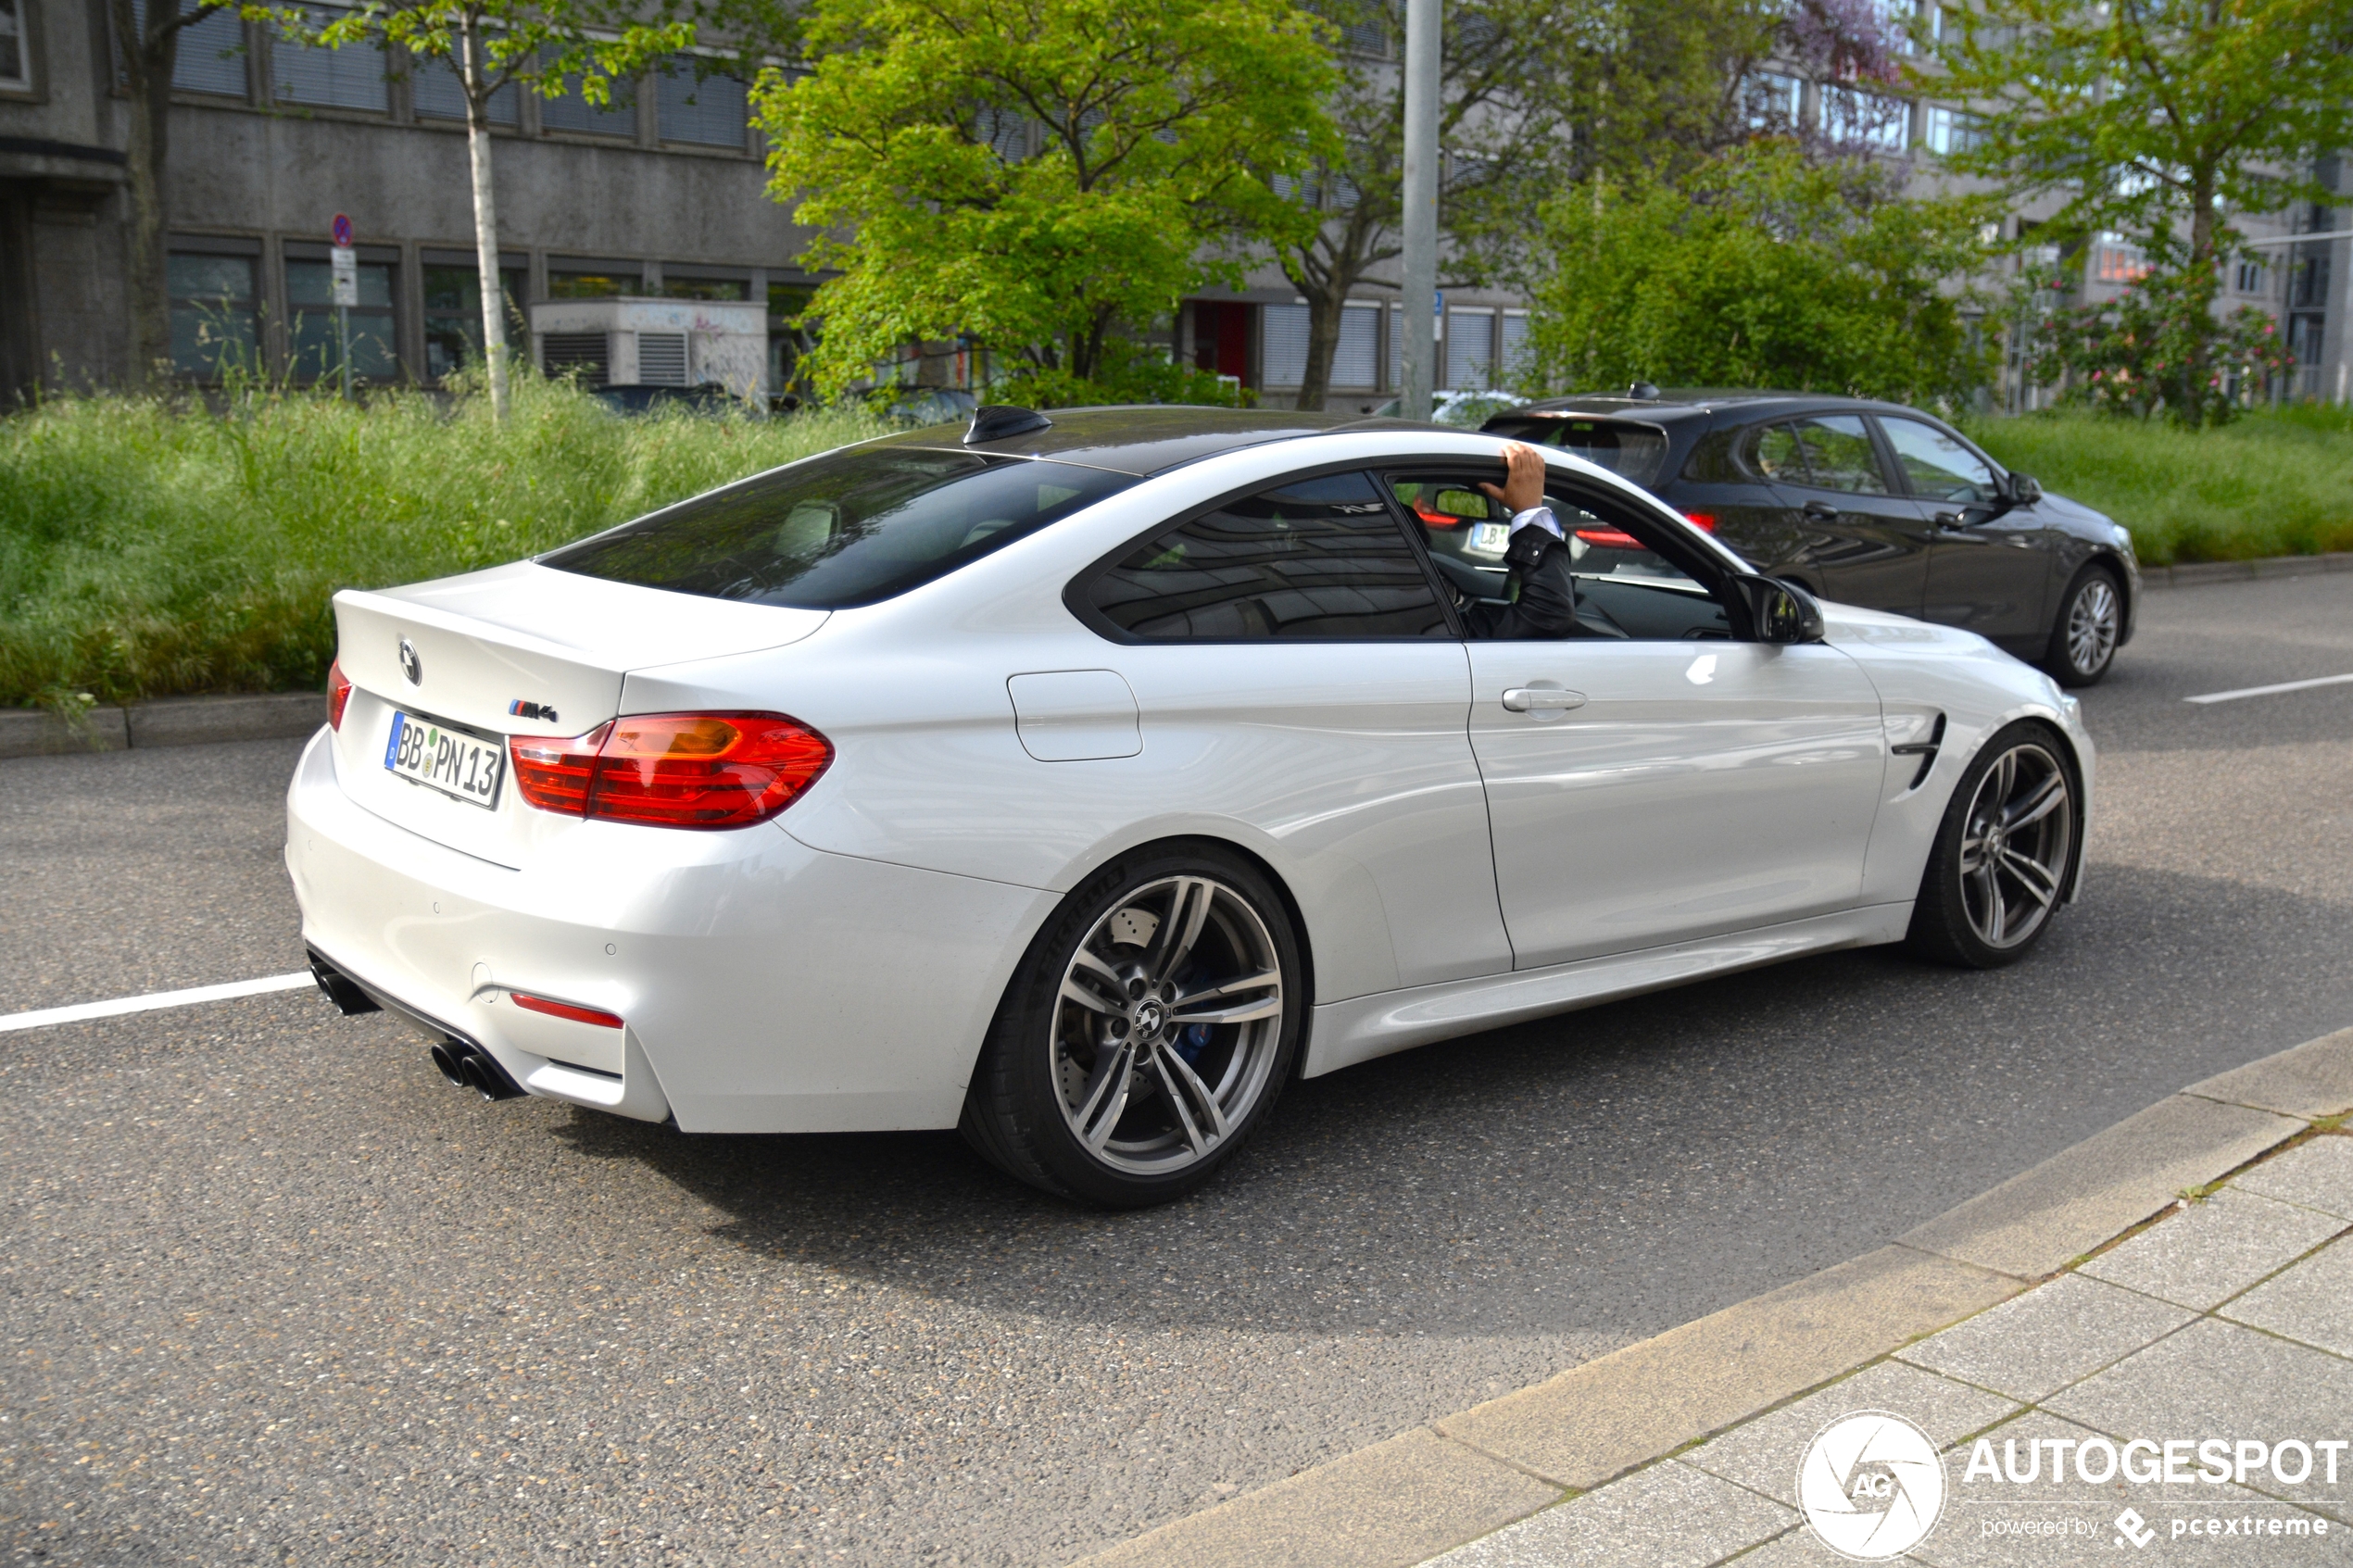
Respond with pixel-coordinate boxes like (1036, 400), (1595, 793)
(1908, 724), (2078, 968)
(963, 847), (1303, 1205)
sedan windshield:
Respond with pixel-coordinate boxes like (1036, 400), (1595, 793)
(543, 447), (1137, 608)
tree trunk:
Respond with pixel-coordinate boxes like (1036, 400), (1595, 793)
(1294, 284), (1345, 411)
(114, 0), (178, 388)
(2184, 164), (2218, 422)
(459, 15), (510, 420)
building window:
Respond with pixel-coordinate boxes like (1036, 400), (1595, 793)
(126, 0), (249, 95)
(168, 252), (258, 380)
(1, 0), (33, 91)
(657, 275), (749, 301)
(1445, 307), (1494, 389)
(1822, 86), (1908, 153)
(2092, 232), (2152, 285)
(656, 59), (746, 148)
(547, 264), (641, 298)
(271, 6), (385, 110)
(1498, 310), (1528, 387)
(411, 55), (517, 124)
(1922, 106), (1985, 157)
(1331, 302), (1379, 388)
(1262, 302), (1310, 387)
(422, 262), (525, 382)
(1743, 72), (1800, 132)
(285, 251), (398, 382)
(540, 70), (635, 136)
(2233, 257), (2270, 295)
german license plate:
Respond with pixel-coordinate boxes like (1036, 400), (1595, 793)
(384, 709), (504, 809)
(1470, 522), (1511, 555)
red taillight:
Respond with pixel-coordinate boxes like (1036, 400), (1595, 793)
(507, 711), (832, 830)
(1413, 499), (1467, 528)
(510, 992), (623, 1028)
(326, 659), (353, 731)
(1574, 527), (1647, 550)
(1683, 511), (1718, 533)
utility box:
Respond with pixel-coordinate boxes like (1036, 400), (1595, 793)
(530, 298), (768, 400)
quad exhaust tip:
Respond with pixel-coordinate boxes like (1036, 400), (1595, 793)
(434, 1037), (525, 1101)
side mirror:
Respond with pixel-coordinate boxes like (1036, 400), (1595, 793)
(2005, 471), (2043, 505)
(1732, 574), (1826, 645)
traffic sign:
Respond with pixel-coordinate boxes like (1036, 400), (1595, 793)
(331, 246), (359, 307)
(331, 213), (353, 248)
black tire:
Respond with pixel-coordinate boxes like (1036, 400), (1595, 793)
(960, 842), (1307, 1208)
(2042, 562), (2124, 687)
(1906, 721), (2080, 970)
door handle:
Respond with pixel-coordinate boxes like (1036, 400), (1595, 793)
(1803, 499), (1841, 521)
(1503, 687), (1589, 712)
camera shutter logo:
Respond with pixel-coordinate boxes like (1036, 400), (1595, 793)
(398, 638), (422, 686)
(1797, 1411), (1945, 1561)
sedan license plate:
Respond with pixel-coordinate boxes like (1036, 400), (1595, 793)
(1470, 522), (1511, 555)
(384, 709), (504, 809)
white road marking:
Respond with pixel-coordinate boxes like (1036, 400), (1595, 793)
(0, 972), (315, 1035)
(2183, 672), (2353, 705)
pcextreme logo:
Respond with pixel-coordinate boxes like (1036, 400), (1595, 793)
(1798, 1411), (1947, 1561)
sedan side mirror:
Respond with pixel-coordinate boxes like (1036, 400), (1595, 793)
(1731, 574), (1826, 645)
(2005, 471), (2043, 505)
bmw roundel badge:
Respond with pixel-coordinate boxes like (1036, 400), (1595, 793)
(398, 638), (422, 686)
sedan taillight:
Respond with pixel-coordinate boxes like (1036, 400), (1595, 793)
(326, 659), (353, 731)
(509, 712), (832, 830)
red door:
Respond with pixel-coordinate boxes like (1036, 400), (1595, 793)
(1189, 300), (1253, 389)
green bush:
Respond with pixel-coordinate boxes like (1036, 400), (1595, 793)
(0, 377), (886, 709)
(1962, 407), (2353, 565)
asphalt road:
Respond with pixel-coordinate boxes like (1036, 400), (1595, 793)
(6, 574), (2352, 1566)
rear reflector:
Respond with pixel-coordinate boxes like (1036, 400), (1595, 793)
(510, 992), (623, 1029)
(326, 659), (353, 731)
(1683, 512), (1719, 533)
(509, 711), (833, 830)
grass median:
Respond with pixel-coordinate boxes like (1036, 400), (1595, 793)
(0, 377), (886, 711)
(1961, 405), (2353, 568)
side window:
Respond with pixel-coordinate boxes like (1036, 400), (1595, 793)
(1084, 470), (1452, 640)
(1388, 473), (1732, 643)
(1748, 423), (1808, 483)
(1878, 417), (1998, 505)
(1787, 416), (1891, 495)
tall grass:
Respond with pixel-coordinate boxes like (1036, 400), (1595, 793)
(0, 376), (887, 709)
(1960, 407), (2353, 567)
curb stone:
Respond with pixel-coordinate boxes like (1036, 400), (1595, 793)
(1068, 1027), (2353, 1568)
(2143, 551), (2353, 589)
(0, 691), (324, 759)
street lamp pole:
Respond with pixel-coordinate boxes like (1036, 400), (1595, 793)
(1400, 0), (1440, 421)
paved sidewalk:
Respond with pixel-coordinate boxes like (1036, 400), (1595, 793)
(1429, 1131), (2353, 1566)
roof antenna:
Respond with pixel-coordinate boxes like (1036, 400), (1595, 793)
(965, 405), (1054, 445)
(1627, 382), (1661, 400)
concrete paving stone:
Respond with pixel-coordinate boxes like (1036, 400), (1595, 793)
(2078, 1188), (2346, 1311)
(1427, 1459), (1793, 1568)
(1435, 1246), (2019, 1490)
(2221, 1236), (2353, 1361)
(2185, 1029), (2353, 1122)
(1728, 1526), (1933, 1564)
(1684, 1360), (2019, 1507)
(2234, 1135), (2353, 1223)
(2045, 1317), (2353, 1517)
(1896, 1272), (2197, 1402)
(1917, 1411), (2334, 1567)
(1071, 1428), (1559, 1568)
(1897, 1096), (2302, 1281)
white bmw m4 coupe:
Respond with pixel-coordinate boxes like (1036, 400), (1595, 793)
(288, 406), (2093, 1207)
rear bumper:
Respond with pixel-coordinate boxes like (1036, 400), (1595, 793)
(283, 728), (1054, 1132)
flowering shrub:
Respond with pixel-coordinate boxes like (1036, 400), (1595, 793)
(2020, 267), (2293, 427)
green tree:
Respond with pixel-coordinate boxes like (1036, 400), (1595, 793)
(1517, 144), (1995, 404)
(1929, 0), (2353, 414)
(750, 0), (1336, 400)
(1278, 0), (1780, 410)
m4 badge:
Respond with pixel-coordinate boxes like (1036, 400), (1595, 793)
(508, 700), (561, 723)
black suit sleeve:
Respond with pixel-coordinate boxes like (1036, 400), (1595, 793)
(1461, 526), (1581, 640)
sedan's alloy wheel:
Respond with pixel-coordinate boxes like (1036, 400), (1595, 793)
(1957, 742), (2073, 950)
(2065, 575), (2120, 678)
(1048, 875), (1286, 1177)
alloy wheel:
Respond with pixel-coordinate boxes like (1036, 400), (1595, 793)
(2065, 576), (2120, 677)
(1048, 875), (1286, 1176)
(1957, 743), (2074, 950)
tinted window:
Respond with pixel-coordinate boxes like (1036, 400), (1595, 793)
(544, 448), (1135, 608)
(1879, 417), (1998, 504)
(1087, 471), (1450, 640)
(1485, 415), (1669, 486)
(1787, 415), (1890, 495)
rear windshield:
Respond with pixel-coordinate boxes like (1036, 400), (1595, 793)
(1482, 416), (1670, 488)
(542, 447), (1137, 608)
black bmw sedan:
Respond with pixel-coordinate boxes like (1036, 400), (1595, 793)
(1481, 391), (2140, 684)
